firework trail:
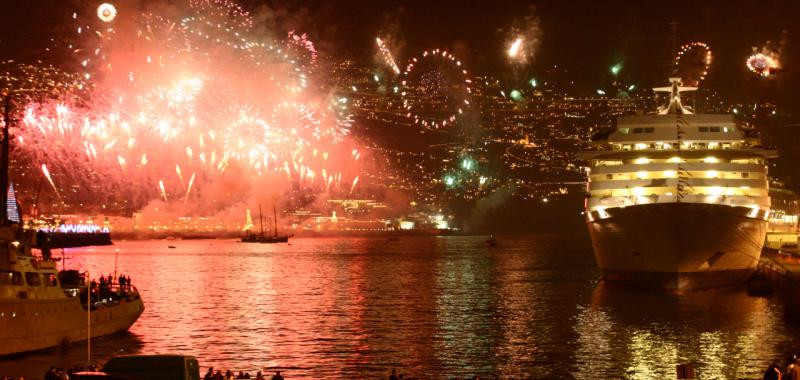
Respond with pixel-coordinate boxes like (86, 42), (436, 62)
(41, 164), (60, 198)
(503, 7), (541, 66)
(376, 37), (401, 75)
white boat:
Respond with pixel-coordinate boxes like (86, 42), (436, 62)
(580, 77), (777, 290)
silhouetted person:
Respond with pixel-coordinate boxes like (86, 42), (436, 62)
(786, 356), (800, 380)
(272, 371), (284, 380)
(764, 362), (781, 380)
(255, 372), (264, 380)
(44, 366), (57, 380)
(204, 367), (214, 380)
(213, 370), (224, 380)
(389, 369), (399, 380)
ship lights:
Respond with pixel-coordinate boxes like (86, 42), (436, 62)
(634, 157), (650, 164)
(668, 156), (682, 163)
(634, 143), (648, 150)
(664, 170), (677, 178)
(703, 156), (719, 163)
(636, 171), (649, 179)
(709, 186), (724, 195)
(632, 187), (646, 196)
(706, 170), (719, 178)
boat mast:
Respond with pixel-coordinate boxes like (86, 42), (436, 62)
(273, 206), (278, 237)
(258, 204), (264, 237)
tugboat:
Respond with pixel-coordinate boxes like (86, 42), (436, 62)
(0, 99), (144, 356)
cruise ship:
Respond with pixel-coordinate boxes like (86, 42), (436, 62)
(580, 77), (777, 290)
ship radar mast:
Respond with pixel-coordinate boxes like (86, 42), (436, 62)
(653, 77), (696, 115)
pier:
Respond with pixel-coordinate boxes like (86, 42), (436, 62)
(756, 252), (800, 308)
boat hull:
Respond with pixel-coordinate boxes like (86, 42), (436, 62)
(587, 202), (767, 290)
(0, 297), (144, 356)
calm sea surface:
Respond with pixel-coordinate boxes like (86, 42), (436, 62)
(2, 235), (798, 379)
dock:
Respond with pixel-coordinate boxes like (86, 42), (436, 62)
(756, 252), (800, 307)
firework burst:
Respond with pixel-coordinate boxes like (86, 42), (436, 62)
(11, 0), (361, 213)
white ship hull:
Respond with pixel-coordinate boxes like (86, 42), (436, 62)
(0, 297), (144, 356)
(587, 203), (767, 290)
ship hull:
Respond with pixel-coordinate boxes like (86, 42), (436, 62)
(587, 202), (767, 290)
(0, 297), (144, 356)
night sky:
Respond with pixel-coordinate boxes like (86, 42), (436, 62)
(2, 0), (799, 112)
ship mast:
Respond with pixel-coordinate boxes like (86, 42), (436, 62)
(259, 204), (265, 237)
(273, 205), (278, 237)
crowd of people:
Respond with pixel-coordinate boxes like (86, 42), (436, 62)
(84, 273), (136, 304)
(764, 355), (800, 380)
(42, 365), (99, 380)
(203, 368), (284, 380)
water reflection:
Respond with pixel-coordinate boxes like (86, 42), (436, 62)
(2, 236), (799, 378)
(574, 282), (789, 379)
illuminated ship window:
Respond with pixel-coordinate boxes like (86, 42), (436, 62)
(699, 127), (709, 132)
(25, 273), (42, 287)
(723, 126), (731, 133)
(0, 271), (22, 285)
(709, 127), (721, 132)
(619, 128), (630, 134)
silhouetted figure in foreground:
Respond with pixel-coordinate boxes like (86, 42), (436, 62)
(204, 368), (214, 380)
(272, 371), (284, 380)
(44, 366), (57, 380)
(786, 356), (800, 380)
(764, 362), (781, 380)
(389, 369), (399, 380)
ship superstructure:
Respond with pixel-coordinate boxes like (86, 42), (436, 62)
(580, 78), (777, 289)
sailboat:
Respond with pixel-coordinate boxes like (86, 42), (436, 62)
(241, 205), (289, 243)
(261, 205), (290, 243)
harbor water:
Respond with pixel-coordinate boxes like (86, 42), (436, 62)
(2, 235), (798, 379)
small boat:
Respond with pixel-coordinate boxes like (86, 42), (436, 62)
(779, 243), (798, 256)
(167, 245), (176, 249)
